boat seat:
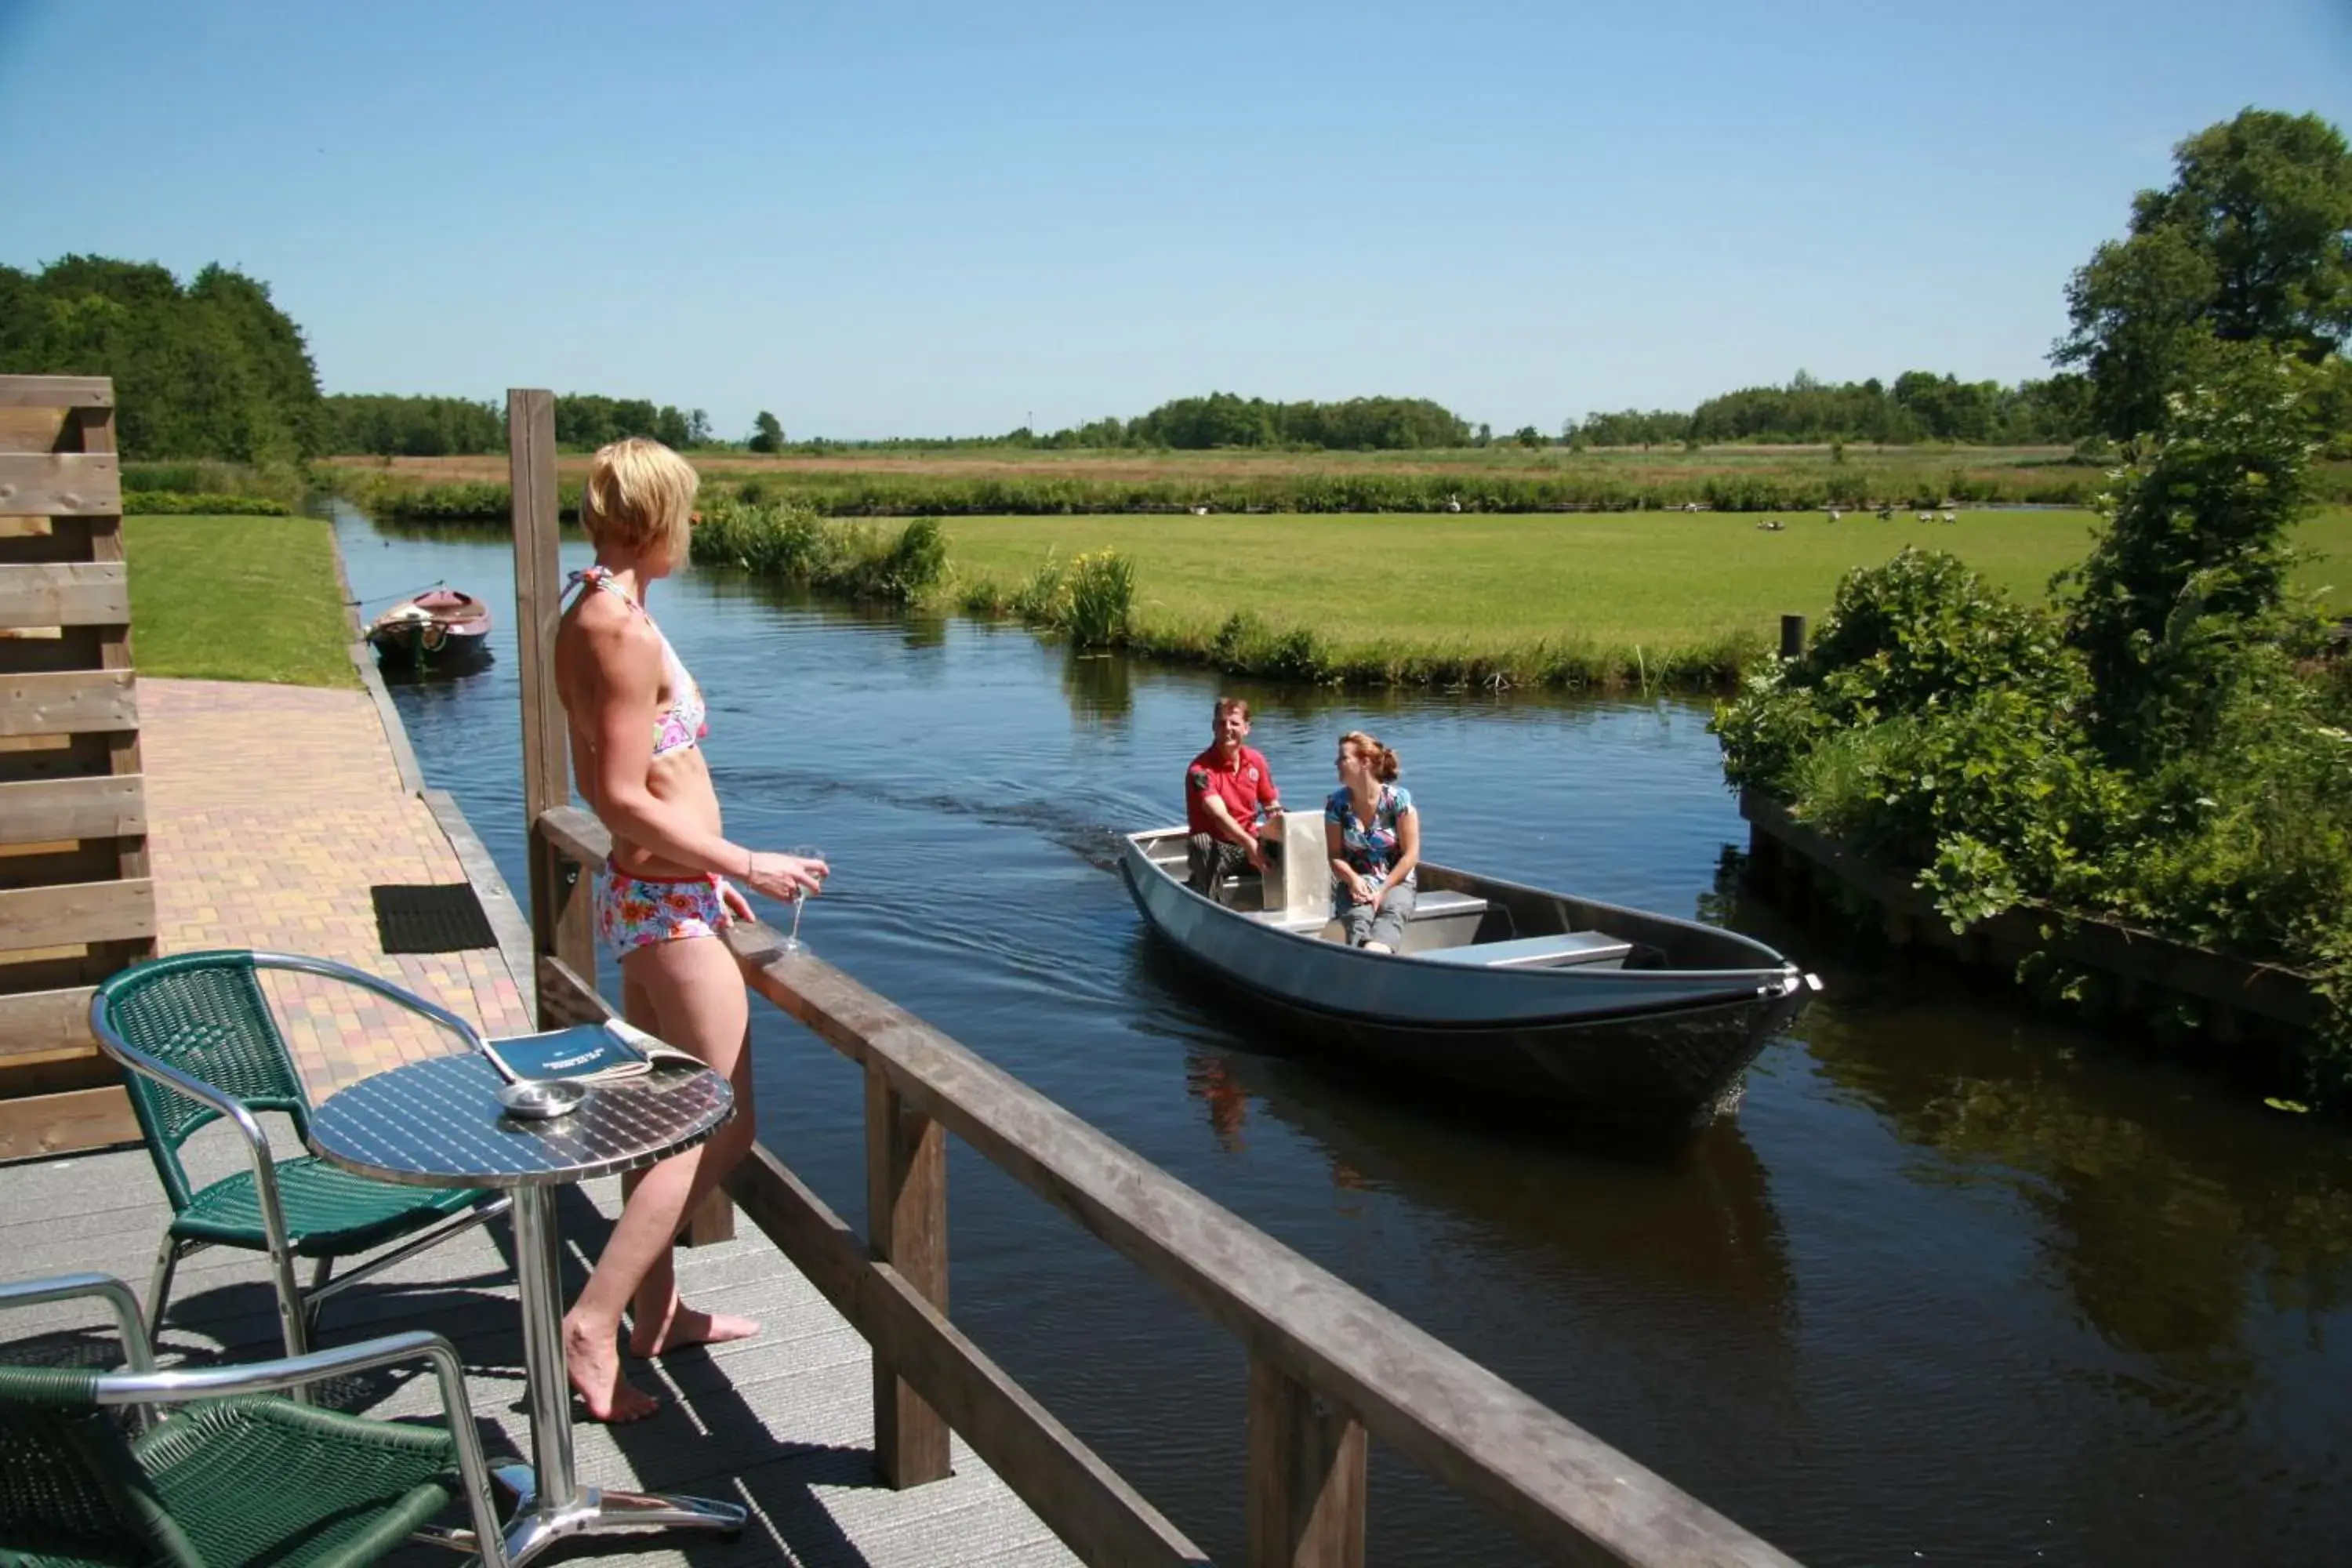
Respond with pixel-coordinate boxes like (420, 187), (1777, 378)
(1412, 930), (1634, 970)
(1407, 889), (1489, 923)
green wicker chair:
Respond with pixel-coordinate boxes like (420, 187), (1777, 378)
(89, 952), (512, 1363)
(0, 1271), (510, 1568)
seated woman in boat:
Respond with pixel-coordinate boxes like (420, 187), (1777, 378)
(1325, 729), (1419, 951)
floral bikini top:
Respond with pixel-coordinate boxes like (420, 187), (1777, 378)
(565, 567), (709, 758)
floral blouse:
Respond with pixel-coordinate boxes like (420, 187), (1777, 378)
(1325, 783), (1416, 887)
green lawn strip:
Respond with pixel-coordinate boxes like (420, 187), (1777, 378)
(946, 508), (2352, 658)
(125, 514), (358, 688)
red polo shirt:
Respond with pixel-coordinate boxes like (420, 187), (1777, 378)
(1185, 745), (1279, 837)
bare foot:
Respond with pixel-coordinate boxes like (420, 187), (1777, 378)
(627, 1303), (760, 1359)
(564, 1312), (659, 1424)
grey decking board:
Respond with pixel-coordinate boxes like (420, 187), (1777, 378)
(2, 1147), (1081, 1568)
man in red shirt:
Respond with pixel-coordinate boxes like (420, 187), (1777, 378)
(1184, 695), (1283, 898)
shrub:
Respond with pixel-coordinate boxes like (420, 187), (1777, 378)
(1062, 550), (1134, 648)
(688, 500), (945, 604)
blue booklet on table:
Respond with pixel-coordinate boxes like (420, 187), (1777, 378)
(481, 1018), (696, 1084)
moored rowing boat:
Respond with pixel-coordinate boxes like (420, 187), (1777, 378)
(365, 587), (492, 670)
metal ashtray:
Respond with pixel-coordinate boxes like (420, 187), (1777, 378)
(496, 1078), (587, 1120)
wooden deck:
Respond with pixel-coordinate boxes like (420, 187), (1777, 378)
(0, 1130), (1081, 1568)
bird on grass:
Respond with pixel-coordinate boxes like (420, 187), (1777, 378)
(1827, 508), (1842, 522)
(1940, 510), (1957, 524)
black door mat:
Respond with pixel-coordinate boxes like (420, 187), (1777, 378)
(372, 884), (498, 954)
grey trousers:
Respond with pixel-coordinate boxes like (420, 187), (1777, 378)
(1337, 878), (1416, 948)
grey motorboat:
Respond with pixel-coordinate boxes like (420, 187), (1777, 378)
(1120, 816), (1817, 1125)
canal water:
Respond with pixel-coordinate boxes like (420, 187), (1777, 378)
(339, 505), (2352, 1568)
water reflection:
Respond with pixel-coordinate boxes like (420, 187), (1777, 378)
(1806, 967), (2352, 1392)
(1059, 652), (1131, 726)
(372, 653), (497, 688)
(1193, 1043), (1795, 1315)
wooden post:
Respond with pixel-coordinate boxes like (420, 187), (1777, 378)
(508, 389), (591, 1020)
(1247, 1353), (1367, 1568)
(866, 1059), (951, 1486)
(1779, 614), (1806, 661)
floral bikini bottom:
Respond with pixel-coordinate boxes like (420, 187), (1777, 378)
(595, 859), (736, 957)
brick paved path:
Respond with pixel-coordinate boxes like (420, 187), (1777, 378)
(141, 679), (532, 1100)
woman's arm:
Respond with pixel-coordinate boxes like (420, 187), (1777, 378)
(1372, 804), (1421, 910)
(575, 611), (816, 897)
(1326, 818), (1370, 904)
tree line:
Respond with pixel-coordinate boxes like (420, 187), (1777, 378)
(0, 255), (725, 463)
(321, 393), (715, 457)
(1570, 372), (2092, 448)
(0, 256), (325, 463)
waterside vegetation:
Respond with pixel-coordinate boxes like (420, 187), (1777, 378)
(1717, 356), (2352, 1097)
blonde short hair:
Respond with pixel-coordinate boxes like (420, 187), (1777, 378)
(580, 437), (698, 559)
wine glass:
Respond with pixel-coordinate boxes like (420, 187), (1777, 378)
(781, 844), (825, 953)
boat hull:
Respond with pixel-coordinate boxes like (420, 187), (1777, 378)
(1120, 831), (1813, 1125)
(366, 622), (492, 668)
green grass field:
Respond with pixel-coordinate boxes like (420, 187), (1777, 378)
(946, 507), (2352, 655)
(125, 514), (358, 688)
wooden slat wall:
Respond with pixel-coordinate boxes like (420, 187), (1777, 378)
(0, 376), (149, 1162)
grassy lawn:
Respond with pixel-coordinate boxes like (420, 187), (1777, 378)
(946, 507), (2352, 655)
(125, 514), (358, 688)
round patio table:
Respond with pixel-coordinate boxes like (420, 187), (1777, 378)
(307, 1048), (742, 1565)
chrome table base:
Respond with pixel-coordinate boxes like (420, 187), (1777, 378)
(495, 1464), (744, 1563)
(502, 1188), (746, 1563)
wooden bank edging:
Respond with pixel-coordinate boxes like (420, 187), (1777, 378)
(1739, 789), (2318, 1035)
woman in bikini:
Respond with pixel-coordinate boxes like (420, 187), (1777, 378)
(554, 437), (827, 1423)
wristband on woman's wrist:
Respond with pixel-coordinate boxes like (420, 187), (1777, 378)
(743, 848), (755, 880)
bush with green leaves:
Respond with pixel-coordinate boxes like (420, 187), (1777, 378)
(1716, 354), (2352, 1097)
(2063, 347), (2323, 757)
(688, 501), (944, 604)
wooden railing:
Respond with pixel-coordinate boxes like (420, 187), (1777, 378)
(536, 806), (1794, 1568)
(504, 387), (1798, 1567)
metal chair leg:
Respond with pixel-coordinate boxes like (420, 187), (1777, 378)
(269, 1241), (310, 1363)
(145, 1236), (183, 1343)
(303, 1257), (333, 1336)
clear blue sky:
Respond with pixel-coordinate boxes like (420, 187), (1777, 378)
(3, 0), (2347, 441)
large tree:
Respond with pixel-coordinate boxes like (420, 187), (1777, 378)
(2056, 109), (2352, 442)
(0, 256), (325, 462)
